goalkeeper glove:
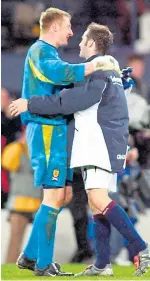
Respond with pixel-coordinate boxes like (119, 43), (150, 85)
(91, 55), (120, 74)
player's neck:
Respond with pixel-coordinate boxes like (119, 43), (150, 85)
(39, 34), (58, 48)
(85, 50), (99, 60)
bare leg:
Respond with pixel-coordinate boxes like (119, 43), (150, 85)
(63, 186), (73, 206)
(6, 213), (29, 263)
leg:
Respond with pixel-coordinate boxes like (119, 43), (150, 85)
(42, 186), (68, 208)
(85, 167), (112, 272)
(68, 170), (93, 262)
(62, 185), (73, 206)
(87, 168), (149, 275)
(88, 196), (112, 271)
(19, 187), (73, 275)
(19, 187), (73, 276)
(63, 168), (74, 206)
(24, 123), (68, 263)
(34, 187), (73, 276)
(6, 212), (29, 263)
(88, 188), (146, 253)
(24, 187), (65, 268)
(109, 192), (124, 264)
(22, 124), (73, 276)
(75, 167), (113, 277)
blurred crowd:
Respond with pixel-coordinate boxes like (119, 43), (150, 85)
(1, 53), (150, 264)
(1, 0), (150, 53)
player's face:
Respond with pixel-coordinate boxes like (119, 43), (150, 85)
(57, 16), (73, 46)
(79, 31), (89, 58)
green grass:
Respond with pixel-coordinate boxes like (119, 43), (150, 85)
(1, 264), (150, 280)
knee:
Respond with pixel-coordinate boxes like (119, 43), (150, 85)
(43, 189), (65, 209)
(88, 196), (102, 214)
(88, 189), (111, 213)
(88, 190), (102, 209)
(64, 187), (73, 205)
(56, 192), (66, 207)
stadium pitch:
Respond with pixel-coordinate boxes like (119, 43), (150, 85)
(1, 264), (150, 280)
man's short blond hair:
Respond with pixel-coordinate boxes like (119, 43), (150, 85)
(39, 8), (71, 33)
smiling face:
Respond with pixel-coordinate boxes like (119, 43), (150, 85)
(79, 30), (94, 59)
(79, 31), (88, 58)
(79, 23), (114, 59)
(39, 8), (73, 47)
(56, 16), (73, 46)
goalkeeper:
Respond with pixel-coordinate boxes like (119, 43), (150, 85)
(9, 8), (119, 277)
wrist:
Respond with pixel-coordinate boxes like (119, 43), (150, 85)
(27, 99), (31, 111)
(84, 62), (94, 76)
(89, 61), (95, 72)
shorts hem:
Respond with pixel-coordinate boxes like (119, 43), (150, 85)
(43, 180), (73, 189)
(8, 210), (34, 223)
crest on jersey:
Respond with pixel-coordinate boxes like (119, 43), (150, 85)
(52, 169), (59, 181)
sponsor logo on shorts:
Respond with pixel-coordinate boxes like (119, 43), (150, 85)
(117, 154), (126, 160)
(52, 169), (59, 181)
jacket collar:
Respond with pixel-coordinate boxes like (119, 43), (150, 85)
(85, 54), (103, 62)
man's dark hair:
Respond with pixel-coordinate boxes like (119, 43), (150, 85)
(86, 23), (113, 54)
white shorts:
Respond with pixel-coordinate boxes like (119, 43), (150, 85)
(82, 166), (117, 193)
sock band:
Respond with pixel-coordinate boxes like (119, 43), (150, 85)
(102, 201), (116, 216)
(93, 214), (106, 221)
(41, 204), (59, 215)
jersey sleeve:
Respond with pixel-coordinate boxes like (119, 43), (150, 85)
(42, 59), (85, 84)
(29, 54), (85, 85)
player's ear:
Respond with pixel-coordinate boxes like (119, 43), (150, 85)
(88, 38), (94, 48)
(52, 23), (59, 32)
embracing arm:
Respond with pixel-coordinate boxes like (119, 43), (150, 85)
(28, 75), (107, 115)
(9, 67), (133, 117)
(30, 55), (119, 85)
(9, 72), (106, 117)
